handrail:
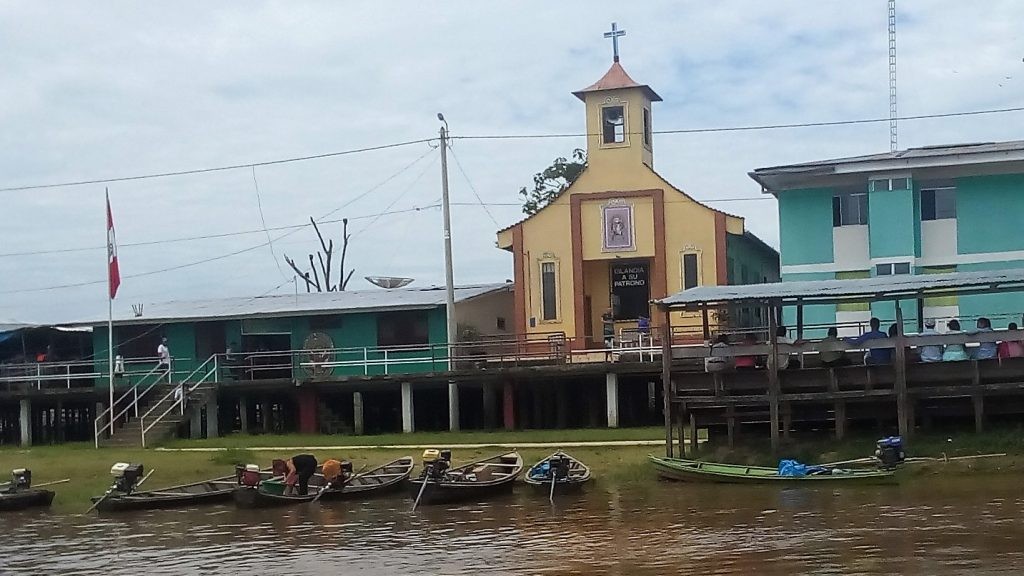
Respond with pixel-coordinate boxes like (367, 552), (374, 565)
(93, 364), (165, 448)
(140, 354), (220, 448)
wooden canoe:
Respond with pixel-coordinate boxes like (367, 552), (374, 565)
(92, 469), (274, 512)
(524, 451), (592, 494)
(233, 456), (414, 508)
(0, 488), (55, 511)
(649, 455), (896, 485)
(408, 451), (523, 506)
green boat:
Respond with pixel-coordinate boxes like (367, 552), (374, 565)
(648, 455), (897, 485)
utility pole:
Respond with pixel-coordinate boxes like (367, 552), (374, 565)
(438, 113), (460, 431)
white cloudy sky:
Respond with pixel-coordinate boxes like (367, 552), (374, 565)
(1, 1), (1022, 324)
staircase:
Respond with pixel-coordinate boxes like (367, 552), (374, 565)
(96, 354), (222, 448)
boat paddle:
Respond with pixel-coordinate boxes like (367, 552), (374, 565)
(411, 473), (431, 512)
(309, 464), (366, 505)
(30, 478), (71, 489)
(549, 472), (557, 504)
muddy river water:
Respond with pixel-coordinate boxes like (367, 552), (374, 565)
(2, 476), (1022, 575)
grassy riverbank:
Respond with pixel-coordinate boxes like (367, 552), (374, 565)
(3, 426), (1022, 514)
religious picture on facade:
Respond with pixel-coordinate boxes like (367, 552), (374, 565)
(602, 203), (634, 251)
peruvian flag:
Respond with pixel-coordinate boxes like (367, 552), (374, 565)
(106, 190), (121, 299)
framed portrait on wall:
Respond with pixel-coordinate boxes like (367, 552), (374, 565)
(602, 202), (635, 252)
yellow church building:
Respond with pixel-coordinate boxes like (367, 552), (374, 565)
(496, 54), (778, 348)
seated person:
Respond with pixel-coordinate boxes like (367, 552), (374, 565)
(970, 317), (997, 360)
(734, 332), (759, 369)
(919, 319), (943, 363)
(942, 319), (969, 362)
(320, 458), (348, 489)
(775, 326), (800, 369)
(704, 334), (734, 373)
(819, 327), (850, 367)
(998, 322), (1024, 359)
(843, 317), (891, 365)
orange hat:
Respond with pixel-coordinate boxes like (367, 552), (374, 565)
(322, 459), (343, 481)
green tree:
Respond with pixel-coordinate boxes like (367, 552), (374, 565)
(518, 148), (587, 215)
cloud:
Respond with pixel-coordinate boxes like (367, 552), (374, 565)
(1, 1), (1022, 323)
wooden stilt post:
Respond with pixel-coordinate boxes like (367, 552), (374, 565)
(677, 409), (686, 457)
(782, 401), (792, 441)
(767, 301), (781, 453)
(660, 306), (674, 458)
(829, 369), (845, 440)
(726, 405), (736, 448)
(701, 305), (711, 341)
(689, 411), (698, 456)
(972, 362), (984, 433)
(893, 300), (910, 438)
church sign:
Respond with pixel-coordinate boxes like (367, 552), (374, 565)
(610, 261), (650, 319)
(611, 262), (648, 289)
(602, 202), (635, 252)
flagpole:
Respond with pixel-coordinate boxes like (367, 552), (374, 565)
(106, 188), (114, 438)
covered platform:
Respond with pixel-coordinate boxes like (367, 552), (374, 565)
(654, 269), (1024, 456)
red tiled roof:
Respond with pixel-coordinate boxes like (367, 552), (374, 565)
(572, 61), (662, 102)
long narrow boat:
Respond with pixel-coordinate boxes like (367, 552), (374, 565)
(649, 455), (896, 485)
(0, 488), (55, 511)
(524, 451), (592, 494)
(92, 469), (274, 512)
(408, 451), (523, 506)
(233, 456), (415, 508)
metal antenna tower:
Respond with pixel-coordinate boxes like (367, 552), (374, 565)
(888, 0), (898, 152)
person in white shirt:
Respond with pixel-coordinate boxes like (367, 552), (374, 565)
(775, 326), (793, 370)
(157, 338), (171, 380)
(919, 319), (943, 363)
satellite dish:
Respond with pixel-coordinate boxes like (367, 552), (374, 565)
(365, 276), (414, 289)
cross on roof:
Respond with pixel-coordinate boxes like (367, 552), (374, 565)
(603, 22), (625, 62)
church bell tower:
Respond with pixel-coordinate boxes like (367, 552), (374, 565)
(572, 23), (662, 170)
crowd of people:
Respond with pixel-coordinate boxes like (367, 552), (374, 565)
(704, 315), (1024, 372)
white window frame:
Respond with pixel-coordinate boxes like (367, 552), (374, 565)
(833, 191), (869, 227)
(600, 103), (629, 147)
(920, 186), (957, 221)
(680, 250), (703, 291)
(875, 262), (912, 276)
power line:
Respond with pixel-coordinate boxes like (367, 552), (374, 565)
(0, 137), (435, 193)
(447, 146), (500, 227)
(0, 149), (438, 294)
(251, 166), (287, 282)
(0, 205), (441, 259)
(451, 106), (1024, 140)
(4, 105), (1022, 196)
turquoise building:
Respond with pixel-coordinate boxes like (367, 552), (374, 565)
(750, 141), (1024, 336)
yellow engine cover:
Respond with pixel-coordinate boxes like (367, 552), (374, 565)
(422, 449), (440, 463)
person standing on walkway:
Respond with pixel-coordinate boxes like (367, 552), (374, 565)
(602, 309), (615, 349)
(157, 337), (171, 381)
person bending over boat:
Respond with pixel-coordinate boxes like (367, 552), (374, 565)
(280, 454), (318, 496)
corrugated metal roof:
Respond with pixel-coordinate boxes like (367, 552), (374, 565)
(657, 269), (1024, 308)
(72, 283), (512, 326)
(572, 61), (662, 102)
(752, 140), (1024, 176)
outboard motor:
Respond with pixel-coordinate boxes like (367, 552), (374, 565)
(340, 460), (354, 481)
(110, 462), (145, 494)
(239, 464), (263, 487)
(875, 437), (906, 470)
(11, 468), (32, 492)
(549, 455), (570, 481)
(421, 449), (452, 480)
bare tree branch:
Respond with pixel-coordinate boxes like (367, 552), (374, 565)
(308, 254), (322, 291)
(338, 218), (351, 291)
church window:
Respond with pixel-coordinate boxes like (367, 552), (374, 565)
(602, 106), (626, 144)
(540, 261), (558, 321)
(642, 108), (652, 148)
(682, 252), (701, 290)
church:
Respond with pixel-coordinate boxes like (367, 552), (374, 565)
(496, 29), (779, 348)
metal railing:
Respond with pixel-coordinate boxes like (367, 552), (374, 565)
(92, 364), (166, 448)
(140, 354), (220, 448)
